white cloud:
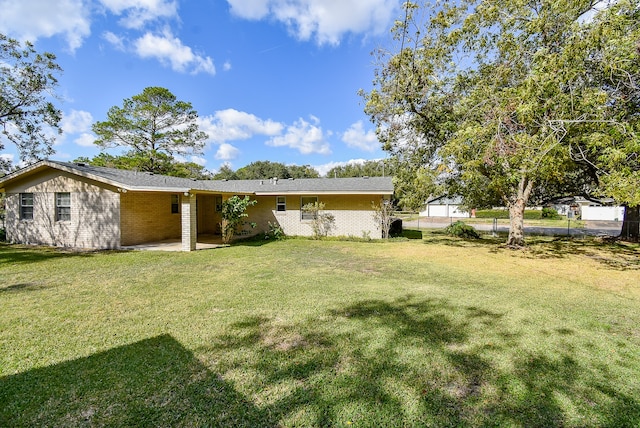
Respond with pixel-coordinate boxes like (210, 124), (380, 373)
(61, 110), (94, 134)
(103, 31), (126, 50)
(134, 29), (215, 75)
(227, 0), (399, 45)
(266, 116), (331, 155)
(0, 153), (14, 163)
(226, 0), (270, 20)
(223, 61), (232, 71)
(99, 0), (179, 29)
(215, 143), (240, 160)
(342, 121), (379, 152)
(0, 0), (91, 51)
(189, 155), (207, 166)
(314, 158), (368, 176)
(74, 133), (97, 147)
(58, 110), (96, 147)
(198, 109), (284, 144)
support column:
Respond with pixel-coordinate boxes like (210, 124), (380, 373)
(181, 193), (197, 251)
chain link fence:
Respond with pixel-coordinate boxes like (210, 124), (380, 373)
(400, 214), (638, 240)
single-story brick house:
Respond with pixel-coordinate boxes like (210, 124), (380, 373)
(0, 160), (394, 250)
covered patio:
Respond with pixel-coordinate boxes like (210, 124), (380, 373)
(121, 234), (226, 251)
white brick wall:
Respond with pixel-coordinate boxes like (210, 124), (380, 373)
(4, 172), (120, 249)
(248, 194), (384, 239)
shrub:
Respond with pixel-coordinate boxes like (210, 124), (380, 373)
(475, 209), (543, 220)
(0, 228), (5, 242)
(302, 202), (335, 239)
(220, 196), (257, 244)
(389, 218), (403, 237)
(444, 221), (481, 239)
(264, 221), (285, 240)
(541, 207), (561, 219)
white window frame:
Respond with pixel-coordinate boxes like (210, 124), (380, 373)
(276, 196), (286, 212)
(20, 193), (34, 220)
(56, 192), (71, 222)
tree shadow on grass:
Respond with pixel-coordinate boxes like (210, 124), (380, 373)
(5, 299), (638, 427)
(419, 232), (640, 270)
(198, 296), (639, 426)
(0, 243), (94, 267)
(0, 334), (274, 427)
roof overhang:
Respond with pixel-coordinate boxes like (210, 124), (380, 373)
(254, 190), (393, 196)
(0, 160), (194, 194)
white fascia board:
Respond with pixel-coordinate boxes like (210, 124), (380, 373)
(255, 190), (392, 196)
(124, 186), (192, 193)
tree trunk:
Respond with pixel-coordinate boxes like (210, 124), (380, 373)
(505, 175), (534, 247)
(507, 199), (526, 247)
(619, 205), (639, 242)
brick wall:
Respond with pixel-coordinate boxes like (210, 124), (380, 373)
(120, 192), (182, 246)
(4, 171), (120, 249)
(246, 194), (385, 239)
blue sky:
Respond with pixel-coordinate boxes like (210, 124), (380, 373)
(0, 0), (403, 175)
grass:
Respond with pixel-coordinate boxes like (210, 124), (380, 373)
(1, 234), (639, 427)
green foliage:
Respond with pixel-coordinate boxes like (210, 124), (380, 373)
(444, 221), (481, 239)
(218, 161), (320, 180)
(0, 33), (62, 162)
(569, 0), (640, 209)
(264, 221), (285, 240)
(0, 228), (5, 242)
(475, 209), (545, 220)
(73, 151), (213, 179)
(362, 0), (640, 245)
(541, 207), (561, 219)
(326, 160), (393, 178)
(212, 164), (239, 180)
(301, 202), (335, 239)
(92, 87), (208, 174)
(220, 195), (257, 244)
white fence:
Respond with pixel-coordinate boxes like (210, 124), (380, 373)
(420, 204), (469, 218)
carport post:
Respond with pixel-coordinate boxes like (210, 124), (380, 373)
(181, 192), (197, 251)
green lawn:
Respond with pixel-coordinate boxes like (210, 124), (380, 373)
(1, 235), (639, 427)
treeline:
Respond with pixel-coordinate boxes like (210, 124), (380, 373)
(73, 156), (393, 180)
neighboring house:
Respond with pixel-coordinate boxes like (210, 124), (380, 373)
(581, 205), (625, 221)
(0, 160), (394, 251)
(420, 195), (470, 218)
(550, 196), (624, 221)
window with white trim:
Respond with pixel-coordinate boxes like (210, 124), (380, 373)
(300, 196), (317, 220)
(20, 193), (34, 220)
(276, 196), (286, 212)
(56, 192), (71, 221)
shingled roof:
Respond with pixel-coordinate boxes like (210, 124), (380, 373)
(0, 160), (394, 195)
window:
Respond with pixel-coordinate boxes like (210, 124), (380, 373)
(20, 193), (33, 220)
(301, 196), (317, 220)
(56, 192), (71, 221)
(276, 196), (286, 212)
(171, 194), (179, 214)
(215, 196), (222, 212)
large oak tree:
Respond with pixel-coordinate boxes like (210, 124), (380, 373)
(363, 0), (638, 246)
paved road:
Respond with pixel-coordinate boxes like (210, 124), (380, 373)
(402, 218), (623, 237)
